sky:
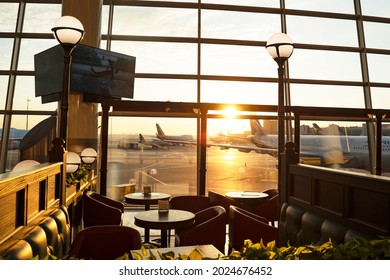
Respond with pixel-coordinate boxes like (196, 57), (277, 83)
(1, 0), (390, 136)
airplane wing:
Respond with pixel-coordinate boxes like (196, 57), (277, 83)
(207, 142), (278, 155)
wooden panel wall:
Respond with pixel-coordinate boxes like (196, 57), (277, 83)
(287, 164), (390, 237)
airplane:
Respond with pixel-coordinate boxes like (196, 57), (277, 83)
(138, 134), (172, 149)
(155, 123), (195, 145)
(214, 119), (390, 173)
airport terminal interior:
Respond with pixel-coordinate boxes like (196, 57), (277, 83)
(1, 0), (390, 260)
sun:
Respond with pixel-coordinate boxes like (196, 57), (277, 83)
(223, 107), (237, 118)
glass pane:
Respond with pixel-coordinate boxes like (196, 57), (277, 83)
(19, 39), (57, 71)
(202, 10), (280, 41)
(361, 0), (390, 17)
(106, 117), (197, 197)
(287, 16), (358, 47)
(13, 76), (56, 111)
(201, 44), (272, 77)
(371, 87), (390, 109)
(289, 49), (362, 81)
(363, 22), (390, 49)
(367, 54), (390, 83)
(206, 118), (277, 194)
(23, 3), (61, 33)
(134, 78), (197, 102)
(0, 76), (8, 109)
(285, 0), (355, 13)
(111, 41), (197, 74)
(112, 6), (197, 37)
(201, 80), (277, 105)
(297, 120), (372, 174)
(203, 0), (278, 7)
(101, 5), (110, 36)
(290, 84), (365, 108)
(0, 39), (13, 70)
(0, 3), (18, 32)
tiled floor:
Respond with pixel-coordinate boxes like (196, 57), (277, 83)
(123, 206), (230, 255)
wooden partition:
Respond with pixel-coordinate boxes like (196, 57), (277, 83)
(283, 162), (390, 237)
(0, 163), (62, 247)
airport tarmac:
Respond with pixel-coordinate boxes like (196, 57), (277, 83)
(106, 145), (278, 199)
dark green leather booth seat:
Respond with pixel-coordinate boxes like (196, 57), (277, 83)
(2, 206), (71, 260)
(279, 203), (375, 247)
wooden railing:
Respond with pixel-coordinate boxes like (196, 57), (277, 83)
(0, 138), (97, 255)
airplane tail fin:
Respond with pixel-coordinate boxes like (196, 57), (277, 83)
(156, 123), (165, 137)
(138, 134), (145, 144)
(313, 123), (325, 135)
(250, 119), (266, 137)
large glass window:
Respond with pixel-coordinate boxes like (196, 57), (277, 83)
(201, 80), (277, 105)
(367, 54), (390, 83)
(201, 44), (271, 77)
(111, 41), (197, 75)
(112, 6), (197, 37)
(2, 0), (390, 185)
(285, 0), (355, 13)
(0, 39), (13, 70)
(287, 16), (358, 47)
(201, 10), (280, 41)
(0, 3), (18, 32)
(290, 84), (365, 108)
(106, 117), (198, 198)
(289, 49), (362, 81)
(23, 3), (61, 33)
(134, 78), (197, 102)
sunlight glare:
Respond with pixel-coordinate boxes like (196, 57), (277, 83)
(224, 107), (237, 118)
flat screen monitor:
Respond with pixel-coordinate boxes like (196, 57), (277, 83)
(34, 44), (136, 103)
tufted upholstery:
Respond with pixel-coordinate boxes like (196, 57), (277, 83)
(279, 203), (375, 247)
(2, 206), (71, 259)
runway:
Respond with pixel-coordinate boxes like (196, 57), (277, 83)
(106, 145), (278, 198)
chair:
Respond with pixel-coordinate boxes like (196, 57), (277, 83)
(169, 195), (212, 213)
(83, 191), (124, 227)
(175, 206), (227, 254)
(253, 194), (279, 226)
(228, 205), (278, 252)
(67, 225), (142, 260)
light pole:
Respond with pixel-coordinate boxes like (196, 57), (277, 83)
(266, 32), (294, 172)
(51, 16), (84, 148)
